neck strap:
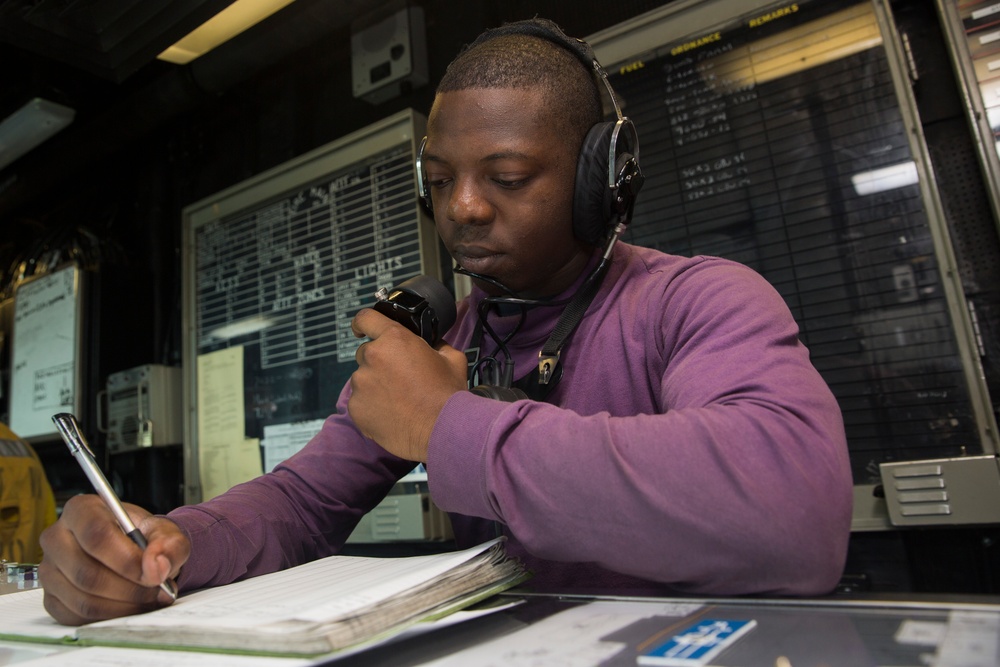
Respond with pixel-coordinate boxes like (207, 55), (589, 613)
(536, 257), (609, 385)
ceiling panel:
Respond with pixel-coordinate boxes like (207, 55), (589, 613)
(0, 0), (235, 81)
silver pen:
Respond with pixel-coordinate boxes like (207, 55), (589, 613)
(52, 413), (177, 601)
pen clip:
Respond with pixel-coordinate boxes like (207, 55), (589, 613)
(52, 413), (96, 458)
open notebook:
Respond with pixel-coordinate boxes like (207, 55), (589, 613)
(0, 538), (527, 657)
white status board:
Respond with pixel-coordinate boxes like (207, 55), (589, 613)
(9, 264), (83, 440)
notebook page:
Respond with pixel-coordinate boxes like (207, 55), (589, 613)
(85, 538), (504, 632)
(0, 588), (75, 640)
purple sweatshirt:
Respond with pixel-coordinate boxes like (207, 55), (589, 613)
(169, 243), (852, 597)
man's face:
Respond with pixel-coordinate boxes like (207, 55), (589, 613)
(423, 87), (592, 298)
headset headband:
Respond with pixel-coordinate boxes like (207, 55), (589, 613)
(465, 19), (625, 122)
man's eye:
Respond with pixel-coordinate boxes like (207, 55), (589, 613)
(494, 177), (528, 189)
(428, 177), (452, 189)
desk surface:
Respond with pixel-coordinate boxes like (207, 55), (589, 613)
(334, 592), (1000, 667)
(3, 571), (999, 667)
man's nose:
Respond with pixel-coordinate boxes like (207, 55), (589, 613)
(445, 177), (493, 225)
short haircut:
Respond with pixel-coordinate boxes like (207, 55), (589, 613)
(436, 23), (603, 148)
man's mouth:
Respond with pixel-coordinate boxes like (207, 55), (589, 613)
(453, 245), (502, 274)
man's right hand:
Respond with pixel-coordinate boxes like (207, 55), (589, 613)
(38, 494), (191, 626)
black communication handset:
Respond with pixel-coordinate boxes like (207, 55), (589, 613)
(373, 275), (456, 346)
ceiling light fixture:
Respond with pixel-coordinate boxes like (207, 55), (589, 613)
(851, 161), (919, 196)
(0, 98), (76, 171)
(158, 0), (298, 65)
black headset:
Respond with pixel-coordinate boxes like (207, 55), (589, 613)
(414, 18), (643, 247)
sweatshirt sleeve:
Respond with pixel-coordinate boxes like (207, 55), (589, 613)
(426, 258), (852, 596)
(167, 386), (415, 592)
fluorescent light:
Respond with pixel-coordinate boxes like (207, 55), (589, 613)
(209, 315), (279, 340)
(851, 161), (918, 195)
(158, 0), (297, 65)
(704, 4), (883, 92)
(0, 98), (75, 171)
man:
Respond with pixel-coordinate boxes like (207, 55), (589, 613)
(39, 19), (852, 625)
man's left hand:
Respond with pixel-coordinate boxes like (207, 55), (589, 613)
(349, 308), (467, 462)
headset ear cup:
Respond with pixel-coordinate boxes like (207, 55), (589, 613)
(573, 121), (615, 245)
(612, 151), (638, 219)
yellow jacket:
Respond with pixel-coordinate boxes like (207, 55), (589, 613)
(0, 422), (57, 563)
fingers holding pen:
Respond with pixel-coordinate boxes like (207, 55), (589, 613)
(39, 544), (162, 626)
(38, 495), (187, 625)
(63, 496), (154, 579)
(135, 511), (190, 593)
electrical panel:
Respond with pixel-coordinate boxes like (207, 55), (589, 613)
(104, 364), (182, 454)
(350, 4), (427, 104)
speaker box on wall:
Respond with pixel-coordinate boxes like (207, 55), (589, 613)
(350, 4), (428, 105)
